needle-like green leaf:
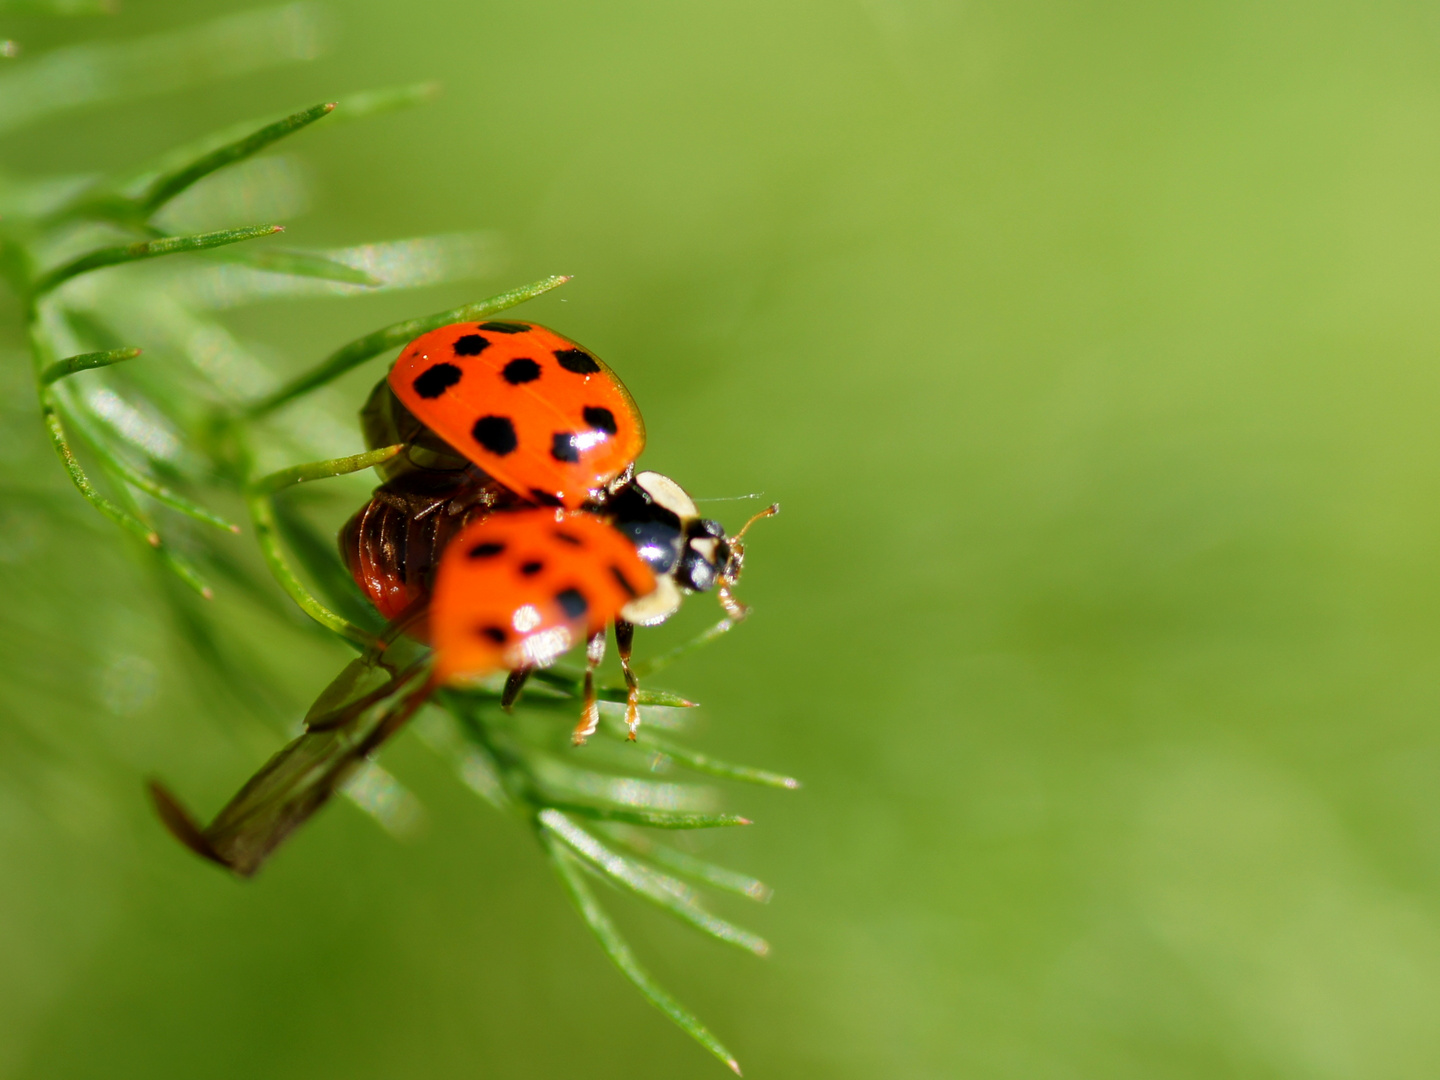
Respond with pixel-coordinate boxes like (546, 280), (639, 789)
(530, 667), (698, 708)
(249, 444), (402, 495)
(246, 274), (571, 416)
(98, 457), (214, 599)
(136, 101), (334, 217)
(245, 488), (376, 648)
(271, 499), (388, 634)
(532, 755), (715, 814)
(630, 730), (802, 790)
(40, 400), (157, 547)
(65, 404), (240, 534)
(207, 246), (381, 286)
(596, 824), (773, 901)
(544, 836), (744, 1076)
(633, 617), (740, 679)
(39, 345), (141, 385)
(62, 83), (438, 225)
(547, 803), (752, 830)
(151, 540), (215, 600)
(543, 810), (770, 956)
(33, 223), (283, 296)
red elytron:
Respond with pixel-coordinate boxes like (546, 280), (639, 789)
(387, 320), (644, 510)
(429, 509), (656, 684)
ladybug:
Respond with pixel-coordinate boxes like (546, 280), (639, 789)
(342, 321), (776, 742)
(386, 321), (644, 509)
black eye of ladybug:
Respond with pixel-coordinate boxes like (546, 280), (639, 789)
(693, 518), (726, 539)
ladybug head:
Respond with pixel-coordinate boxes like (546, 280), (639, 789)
(608, 471), (777, 625)
(710, 501), (779, 621)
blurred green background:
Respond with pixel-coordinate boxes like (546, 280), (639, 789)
(6, 1), (1440, 1077)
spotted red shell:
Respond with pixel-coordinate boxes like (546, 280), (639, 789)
(388, 321), (645, 509)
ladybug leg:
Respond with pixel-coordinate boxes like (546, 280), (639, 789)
(501, 666), (532, 711)
(572, 629), (608, 746)
(716, 584), (750, 622)
(614, 618), (642, 740)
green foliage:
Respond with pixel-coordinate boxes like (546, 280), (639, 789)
(0, 6), (792, 1073)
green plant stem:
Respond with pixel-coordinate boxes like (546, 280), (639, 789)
(245, 274), (572, 417)
(32, 223), (282, 296)
(39, 345), (141, 384)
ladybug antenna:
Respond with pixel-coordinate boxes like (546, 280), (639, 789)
(733, 502), (780, 542)
(716, 503), (778, 622)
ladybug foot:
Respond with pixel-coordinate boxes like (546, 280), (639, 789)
(572, 702), (600, 746)
(572, 628), (607, 746)
(625, 690), (642, 741)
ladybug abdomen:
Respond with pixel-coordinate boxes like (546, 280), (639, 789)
(340, 477), (519, 632)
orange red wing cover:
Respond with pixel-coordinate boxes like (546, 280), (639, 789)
(389, 321), (645, 509)
(430, 509), (657, 684)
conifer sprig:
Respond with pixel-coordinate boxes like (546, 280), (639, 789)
(1, 6), (793, 1072)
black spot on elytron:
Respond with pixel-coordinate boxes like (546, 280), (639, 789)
(554, 348), (601, 375)
(556, 588), (588, 618)
(472, 415), (518, 456)
(468, 541), (505, 559)
(453, 335), (490, 357)
(529, 488), (564, 507)
(520, 560), (544, 576)
(478, 321), (529, 334)
(610, 564), (639, 598)
(551, 432), (581, 464)
(479, 625), (508, 644)
(502, 358), (541, 385)
(413, 362), (461, 398)
(553, 529), (584, 546)
(583, 406), (617, 435)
